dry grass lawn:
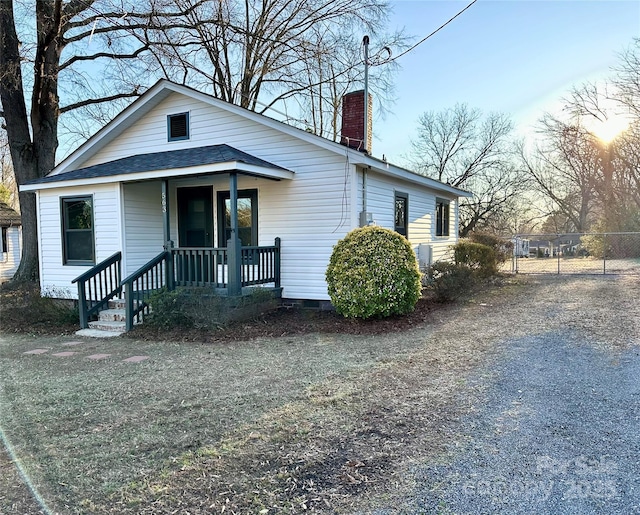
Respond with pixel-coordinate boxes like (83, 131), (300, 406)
(1, 276), (539, 514)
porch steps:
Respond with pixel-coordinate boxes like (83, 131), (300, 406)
(75, 299), (130, 338)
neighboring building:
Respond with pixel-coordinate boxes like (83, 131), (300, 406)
(22, 80), (470, 330)
(0, 202), (22, 283)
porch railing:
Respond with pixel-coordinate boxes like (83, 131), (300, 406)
(121, 251), (170, 331)
(73, 239), (281, 332)
(72, 252), (122, 329)
(240, 239), (281, 287)
(171, 237), (281, 288)
(173, 247), (228, 287)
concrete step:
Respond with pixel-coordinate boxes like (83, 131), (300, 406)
(88, 320), (127, 332)
(98, 308), (126, 322)
(108, 298), (126, 309)
(76, 328), (125, 338)
(108, 298), (147, 310)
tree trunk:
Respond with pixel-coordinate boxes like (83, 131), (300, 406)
(1, 0), (63, 284)
(13, 192), (39, 282)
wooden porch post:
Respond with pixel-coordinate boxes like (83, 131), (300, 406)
(162, 179), (171, 245)
(161, 179), (175, 290)
(227, 172), (242, 295)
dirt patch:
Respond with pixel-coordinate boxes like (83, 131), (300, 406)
(0, 284), (78, 335)
(127, 294), (457, 344)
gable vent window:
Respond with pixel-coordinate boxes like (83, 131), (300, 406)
(168, 112), (189, 141)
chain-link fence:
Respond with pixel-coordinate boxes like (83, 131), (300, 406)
(505, 232), (640, 275)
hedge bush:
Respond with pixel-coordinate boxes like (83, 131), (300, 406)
(147, 287), (277, 329)
(325, 226), (422, 319)
(425, 261), (475, 302)
(453, 241), (498, 277)
(468, 232), (513, 264)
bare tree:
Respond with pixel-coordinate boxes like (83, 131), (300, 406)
(518, 116), (602, 233)
(410, 104), (523, 236)
(0, 0), (177, 282)
(2, 0), (402, 283)
(547, 75), (640, 232)
(138, 0), (404, 136)
(612, 38), (640, 118)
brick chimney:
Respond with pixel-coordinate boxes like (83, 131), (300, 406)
(340, 90), (372, 153)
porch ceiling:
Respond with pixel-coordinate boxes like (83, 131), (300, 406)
(22, 144), (294, 191)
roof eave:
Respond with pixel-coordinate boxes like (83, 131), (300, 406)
(21, 161), (294, 191)
(352, 156), (472, 198)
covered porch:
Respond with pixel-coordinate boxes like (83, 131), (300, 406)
(64, 144), (293, 331)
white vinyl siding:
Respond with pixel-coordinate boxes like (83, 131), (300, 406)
(364, 170), (458, 262)
(0, 226), (22, 283)
(38, 184), (121, 298)
(37, 89), (463, 301)
(75, 93), (355, 301)
(122, 182), (164, 277)
(167, 158), (353, 300)
(80, 93), (327, 170)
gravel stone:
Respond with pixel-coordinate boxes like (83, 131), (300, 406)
(398, 275), (640, 514)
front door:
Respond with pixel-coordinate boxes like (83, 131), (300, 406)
(178, 186), (213, 247)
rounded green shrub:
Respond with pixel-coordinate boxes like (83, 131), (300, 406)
(325, 226), (422, 319)
(453, 241), (498, 277)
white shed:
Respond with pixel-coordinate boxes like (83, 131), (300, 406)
(0, 202), (22, 283)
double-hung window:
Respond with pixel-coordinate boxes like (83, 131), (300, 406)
(61, 196), (95, 264)
(217, 189), (258, 247)
(436, 198), (450, 237)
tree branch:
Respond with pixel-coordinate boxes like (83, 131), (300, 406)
(59, 89), (141, 114)
(60, 45), (149, 70)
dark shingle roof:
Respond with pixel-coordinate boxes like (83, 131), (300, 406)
(25, 144), (290, 185)
(0, 202), (21, 226)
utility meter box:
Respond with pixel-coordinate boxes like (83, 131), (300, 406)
(359, 211), (374, 227)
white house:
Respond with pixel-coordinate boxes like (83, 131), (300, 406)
(0, 202), (22, 283)
(22, 80), (470, 331)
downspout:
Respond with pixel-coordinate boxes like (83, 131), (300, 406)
(363, 168), (367, 214)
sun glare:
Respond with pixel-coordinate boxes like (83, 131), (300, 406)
(590, 114), (630, 144)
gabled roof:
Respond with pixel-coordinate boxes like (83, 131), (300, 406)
(24, 144), (292, 186)
(0, 202), (21, 226)
(37, 79), (470, 198)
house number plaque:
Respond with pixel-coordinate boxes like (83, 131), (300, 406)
(161, 192), (167, 213)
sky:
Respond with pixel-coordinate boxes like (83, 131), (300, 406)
(371, 0), (640, 165)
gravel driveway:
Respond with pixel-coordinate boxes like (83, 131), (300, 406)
(387, 275), (640, 514)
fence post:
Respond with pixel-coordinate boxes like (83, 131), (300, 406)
(603, 233), (607, 275)
(274, 237), (281, 288)
(77, 281), (88, 329)
(125, 281), (134, 332)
